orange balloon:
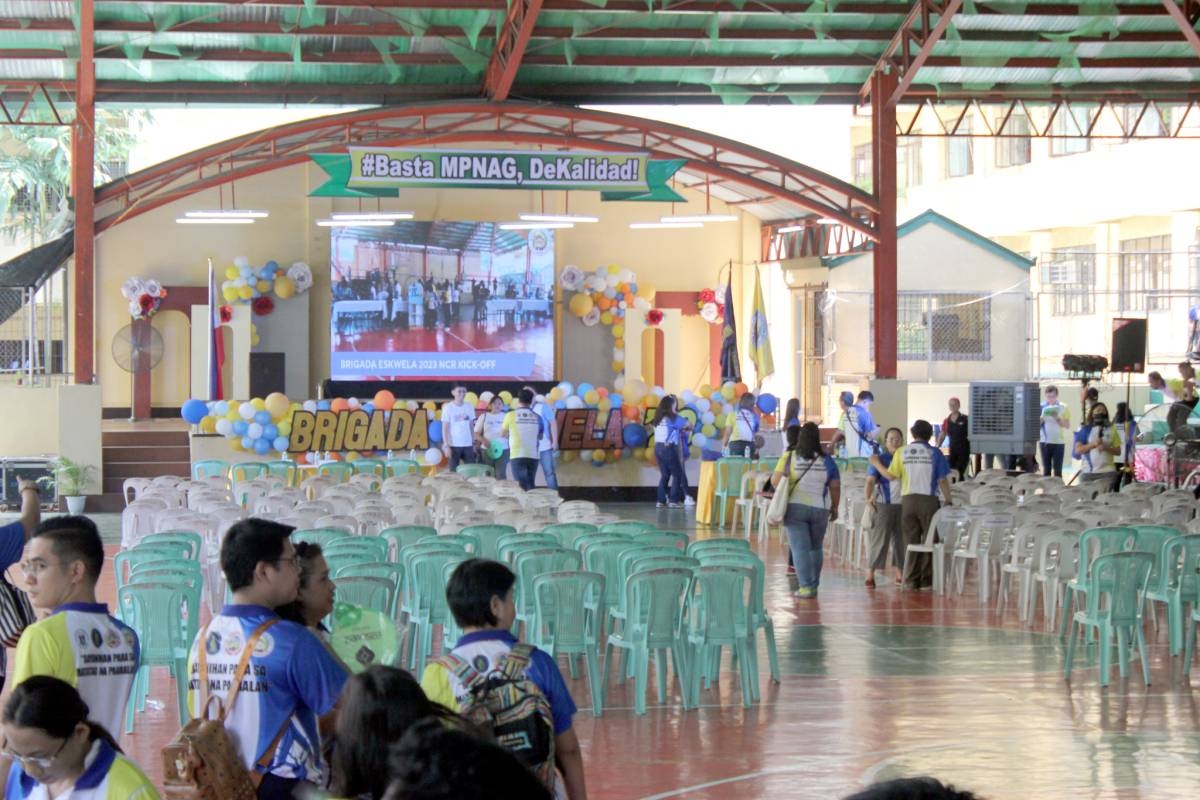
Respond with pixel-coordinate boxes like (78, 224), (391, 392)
(735, 382), (749, 396)
(597, 296), (612, 311)
(763, 414), (776, 427)
(330, 397), (350, 413)
(373, 390), (396, 410)
(611, 449), (623, 459)
(622, 405), (639, 420)
(596, 387), (609, 399)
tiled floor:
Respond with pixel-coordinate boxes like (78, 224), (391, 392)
(7, 506), (1200, 799)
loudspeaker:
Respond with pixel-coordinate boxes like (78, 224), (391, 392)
(1111, 317), (1148, 373)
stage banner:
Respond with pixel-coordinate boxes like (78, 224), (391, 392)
(311, 148), (686, 198)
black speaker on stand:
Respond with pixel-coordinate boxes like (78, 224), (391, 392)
(1111, 318), (1148, 373)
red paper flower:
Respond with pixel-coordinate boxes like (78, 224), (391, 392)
(251, 296), (275, 316)
(646, 309), (664, 326)
(698, 288), (716, 305)
(219, 305), (233, 324)
(138, 293), (155, 314)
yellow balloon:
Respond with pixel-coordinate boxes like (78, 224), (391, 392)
(264, 392), (290, 419)
(229, 438), (244, 452)
(637, 283), (656, 300)
(721, 385), (736, 401)
(274, 276), (295, 299)
(593, 449), (607, 463)
(225, 267), (239, 280)
(584, 390), (599, 405)
(702, 424), (716, 437)
(597, 398), (611, 412)
(226, 407), (241, 421)
(199, 416), (217, 434)
(345, 451), (359, 462)
(614, 338), (624, 349)
(464, 392), (479, 407)
(256, 280), (272, 293)
(548, 388), (563, 402)
(499, 391), (513, 404)
(612, 324), (625, 339)
(568, 293), (595, 317)
(600, 312), (613, 326)
(561, 451), (576, 464)
(423, 401), (437, 412)
(238, 285), (254, 300)
(251, 398), (266, 411)
(612, 361), (623, 374)
(222, 286), (239, 302)
(607, 265), (620, 275)
(699, 385), (713, 398)
(277, 421), (291, 436)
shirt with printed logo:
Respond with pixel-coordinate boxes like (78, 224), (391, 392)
(5, 739), (159, 800)
(774, 452), (840, 510)
(503, 408), (544, 460)
(441, 402), (477, 448)
(885, 442), (951, 497)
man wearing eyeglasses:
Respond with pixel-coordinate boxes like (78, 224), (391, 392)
(10, 515), (138, 738)
(186, 518), (347, 799)
(0, 478), (41, 690)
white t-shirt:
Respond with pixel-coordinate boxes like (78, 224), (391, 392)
(441, 402), (476, 448)
(475, 411), (509, 451)
(1076, 424), (1118, 474)
(1039, 401), (1070, 444)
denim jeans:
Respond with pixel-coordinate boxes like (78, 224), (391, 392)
(655, 443), (686, 504)
(783, 503), (829, 590)
(483, 450), (509, 481)
(510, 457), (538, 490)
(1040, 443), (1064, 477)
(448, 446), (475, 472)
(538, 449), (559, 490)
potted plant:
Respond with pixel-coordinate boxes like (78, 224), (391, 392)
(40, 456), (97, 515)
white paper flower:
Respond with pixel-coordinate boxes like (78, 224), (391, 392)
(143, 279), (163, 298)
(700, 301), (719, 323)
(559, 265), (584, 291)
(128, 300), (142, 317)
(582, 308), (601, 327)
(633, 296), (651, 312)
(121, 278), (144, 301)
(287, 262), (313, 292)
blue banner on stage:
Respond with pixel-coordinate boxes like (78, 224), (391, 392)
(332, 351), (537, 379)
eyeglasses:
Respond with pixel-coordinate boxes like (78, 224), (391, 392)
(18, 559), (61, 578)
(1, 736), (68, 770)
(274, 554), (301, 569)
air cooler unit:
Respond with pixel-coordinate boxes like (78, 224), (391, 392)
(968, 381), (1041, 457)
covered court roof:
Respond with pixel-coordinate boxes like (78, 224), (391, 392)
(2, 1), (1200, 108)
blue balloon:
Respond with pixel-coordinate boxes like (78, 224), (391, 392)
(254, 410), (272, 425)
(265, 260), (278, 273)
(232, 420), (248, 436)
(262, 424), (279, 440)
(273, 436), (290, 452)
(554, 399), (567, 410)
(622, 423), (648, 448)
(577, 383), (594, 397)
(757, 393), (779, 414)
(428, 420), (443, 444)
(316, 399), (332, 411)
(180, 398), (208, 424)
(253, 438), (272, 456)
(362, 402), (375, 414)
(241, 435), (255, 450)
(609, 394), (623, 407)
(213, 400), (230, 417)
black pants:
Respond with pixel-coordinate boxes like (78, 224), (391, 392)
(948, 447), (970, 480)
(728, 440), (756, 459)
(258, 774), (304, 799)
(448, 446), (475, 472)
(1040, 443), (1065, 478)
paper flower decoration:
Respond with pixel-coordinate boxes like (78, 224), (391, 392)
(120, 277), (145, 301)
(559, 265), (584, 291)
(699, 302), (720, 323)
(251, 295), (275, 316)
(219, 305), (233, 324)
(124, 276), (167, 319)
(287, 262), (313, 293)
(582, 307), (601, 327)
(645, 309), (664, 326)
(698, 288), (716, 305)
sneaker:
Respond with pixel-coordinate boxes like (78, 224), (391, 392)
(683, 495), (696, 507)
(656, 502), (666, 508)
(795, 587), (816, 599)
(668, 502), (684, 508)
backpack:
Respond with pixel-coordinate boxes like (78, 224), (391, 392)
(437, 643), (556, 787)
(0, 566), (35, 649)
(161, 619), (288, 800)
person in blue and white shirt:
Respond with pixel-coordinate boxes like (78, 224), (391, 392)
(526, 387), (560, 490)
(652, 396), (691, 508)
(187, 519), (347, 800)
(1039, 385), (1071, 479)
(722, 393), (760, 458)
(830, 391), (877, 457)
(770, 422), (841, 598)
(864, 427), (905, 588)
(1073, 402), (1120, 486)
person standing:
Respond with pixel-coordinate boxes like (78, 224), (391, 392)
(527, 388), (560, 491)
(0, 478), (40, 692)
(652, 396), (690, 509)
(870, 420), (953, 592)
(408, 280), (423, 329)
(722, 393), (760, 458)
(1111, 401), (1138, 491)
(940, 397), (970, 481)
(830, 391), (876, 457)
(770, 423), (840, 598)
(441, 386), (478, 472)
(475, 395), (510, 481)
(1038, 385), (1070, 479)
(502, 389), (543, 491)
(1073, 402), (1120, 487)
(864, 427), (905, 588)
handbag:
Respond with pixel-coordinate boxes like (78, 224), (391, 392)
(765, 454), (816, 527)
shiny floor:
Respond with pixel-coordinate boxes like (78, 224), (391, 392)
(20, 506), (1200, 799)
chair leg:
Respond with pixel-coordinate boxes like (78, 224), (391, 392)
(1185, 618), (1197, 676)
(1116, 626), (1130, 680)
(673, 642), (693, 710)
(1167, 597), (1183, 657)
(654, 649), (668, 703)
(585, 647), (603, 717)
(1064, 618), (1078, 681)
(1135, 624), (1152, 686)
(1058, 586), (1074, 638)
(735, 642), (753, 708)
(174, 656), (190, 726)
(633, 643), (649, 716)
(764, 623), (780, 684)
(602, 643), (615, 708)
(1099, 623), (1113, 688)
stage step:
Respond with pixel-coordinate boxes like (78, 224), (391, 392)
(96, 427), (192, 512)
(102, 430), (189, 448)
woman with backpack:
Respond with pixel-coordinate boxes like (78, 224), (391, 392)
(1, 675), (159, 799)
(769, 422), (841, 598)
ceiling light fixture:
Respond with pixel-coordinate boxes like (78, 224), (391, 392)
(176, 217), (255, 225)
(518, 214), (599, 224)
(498, 222), (575, 230)
(629, 221), (704, 230)
(817, 217), (841, 225)
(183, 209), (269, 219)
(659, 214), (738, 224)
(775, 224), (807, 233)
(316, 219), (395, 227)
(330, 212), (414, 221)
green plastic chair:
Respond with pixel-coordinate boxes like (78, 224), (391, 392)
(292, 528), (353, 550)
(441, 560), (467, 653)
(456, 463), (495, 478)
(458, 524), (517, 560)
(324, 538), (390, 573)
(609, 546), (689, 660)
(191, 460), (229, 480)
(380, 526), (438, 560)
(262, 460), (299, 486)
(513, 547), (583, 634)
(686, 538), (752, 559)
(335, 562), (404, 618)
(603, 567), (693, 715)
(334, 576), (396, 618)
(230, 462), (269, 482)
(1064, 551), (1155, 687)
(583, 540), (641, 622)
(438, 532), (481, 556)
(140, 531), (203, 561)
(386, 459), (422, 477)
(573, 532), (634, 555)
(532, 571), (606, 716)
(497, 533), (559, 563)
(637, 530), (690, 551)
(119, 580), (200, 731)
(695, 551), (778, 698)
(713, 457), (753, 530)
(352, 458), (387, 476)
(114, 545), (192, 595)
(599, 520), (657, 536)
(405, 550), (468, 672)
(1145, 535), (1200, 656)
(1059, 526), (1138, 637)
(541, 523), (599, 548)
(684, 565), (756, 708)
(316, 462), (354, 483)
(1184, 558), (1200, 674)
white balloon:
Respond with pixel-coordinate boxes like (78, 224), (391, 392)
(680, 390), (696, 404)
(302, 400), (318, 412)
(247, 422), (264, 439)
(234, 256), (250, 269)
(347, 397), (361, 409)
(613, 349), (625, 362)
(239, 402), (257, 420)
(701, 411), (716, 425)
(215, 418), (233, 436)
(696, 398), (712, 413)
(565, 396), (584, 409)
(614, 375), (626, 391)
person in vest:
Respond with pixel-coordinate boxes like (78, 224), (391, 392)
(1073, 402), (1120, 486)
(770, 422), (841, 598)
(2, 676), (158, 800)
(502, 389), (544, 491)
(870, 420), (953, 591)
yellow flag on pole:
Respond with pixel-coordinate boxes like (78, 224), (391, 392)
(749, 264), (774, 382)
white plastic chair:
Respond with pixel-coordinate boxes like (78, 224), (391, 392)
(121, 478), (151, 507)
(314, 515), (357, 535)
(558, 500), (599, 523)
(998, 522), (1054, 620)
(903, 507), (968, 594)
(1033, 528), (1082, 632)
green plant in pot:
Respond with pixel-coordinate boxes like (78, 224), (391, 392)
(39, 456), (97, 515)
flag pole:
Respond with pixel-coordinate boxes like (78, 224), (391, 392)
(207, 257), (218, 401)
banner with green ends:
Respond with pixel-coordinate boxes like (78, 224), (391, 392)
(311, 148), (685, 200)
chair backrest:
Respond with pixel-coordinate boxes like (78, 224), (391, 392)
(118, 581), (199, 663)
(714, 458), (752, 497)
(978, 513), (1015, 557)
(932, 507), (971, 546)
(438, 532), (482, 555)
(1078, 526), (1138, 580)
(380, 525), (438, 559)
(599, 520), (657, 535)
(316, 462), (354, 482)
(457, 524), (518, 560)
(324, 537), (389, 566)
(386, 459), (422, 477)
(497, 533), (559, 562)
(686, 565), (754, 642)
(514, 547), (584, 616)
(406, 551), (467, 621)
(686, 538), (752, 558)
(582, 540), (637, 610)
(623, 567), (692, 648)
(230, 462), (269, 483)
(114, 544), (191, 591)
(557, 500), (599, 523)
(532, 571), (605, 650)
(313, 515), (358, 535)
(455, 463), (495, 478)
(350, 458), (386, 476)
(1086, 551), (1155, 626)
(1129, 524), (1180, 586)
(541, 523), (599, 548)
(629, 554), (701, 575)
(292, 528), (353, 549)
(129, 562), (202, 590)
(139, 530), (203, 561)
(334, 576), (396, 616)
(637, 530), (690, 551)
(192, 460), (229, 480)
(695, 551), (766, 616)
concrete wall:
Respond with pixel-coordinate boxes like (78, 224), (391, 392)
(0, 385), (103, 493)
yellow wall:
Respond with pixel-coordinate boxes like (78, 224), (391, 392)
(93, 161), (760, 406)
(0, 386), (103, 492)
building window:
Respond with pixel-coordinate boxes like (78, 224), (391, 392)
(945, 118), (973, 178)
(1042, 247), (1096, 316)
(1122, 103), (1169, 140)
(1119, 235), (1171, 312)
(994, 113), (1032, 168)
(852, 143), (872, 191)
(897, 139), (922, 190)
(871, 292), (991, 361)
(1050, 105), (1092, 156)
